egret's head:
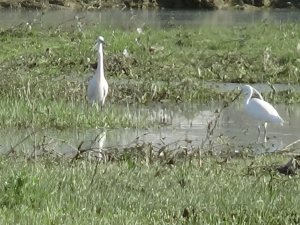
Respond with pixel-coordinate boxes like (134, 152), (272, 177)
(97, 36), (105, 44)
(240, 84), (263, 99)
(241, 85), (252, 95)
(93, 36), (105, 51)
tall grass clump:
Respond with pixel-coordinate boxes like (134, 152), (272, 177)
(0, 151), (299, 224)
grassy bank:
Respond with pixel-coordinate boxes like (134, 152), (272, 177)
(0, 153), (299, 224)
(1, 21), (300, 128)
(1, 0), (300, 10)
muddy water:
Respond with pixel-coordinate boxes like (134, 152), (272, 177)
(0, 101), (299, 156)
(1, 9), (300, 30)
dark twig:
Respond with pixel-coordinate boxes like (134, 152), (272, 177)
(7, 129), (40, 156)
(201, 89), (241, 149)
(278, 138), (300, 153)
(89, 159), (100, 186)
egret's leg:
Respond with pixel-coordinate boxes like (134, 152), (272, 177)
(94, 102), (102, 111)
(263, 122), (268, 142)
(101, 97), (106, 111)
(92, 102), (99, 111)
(257, 124), (261, 135)
(87, 151), (92, 161)
(256, 124), (261, 142)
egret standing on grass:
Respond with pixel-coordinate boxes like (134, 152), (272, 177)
(87, 36), (108, 107)
(241, 85), (284, 142)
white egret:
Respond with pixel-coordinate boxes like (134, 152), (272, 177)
(87, 36), (108, 107)
(241, 85), (284, 142)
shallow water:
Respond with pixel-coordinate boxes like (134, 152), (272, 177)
(1, 8), (300, 30)
(206, 82), (300, 93)
(0, 101), (299, 156)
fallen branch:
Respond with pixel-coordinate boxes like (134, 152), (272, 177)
(278, 138), (300, 153)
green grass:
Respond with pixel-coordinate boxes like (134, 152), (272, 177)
(1, 14), (300, 225)
(1, 21), (300, 128)
(0, 153), (299, 224)
(0, 98), (158, 129)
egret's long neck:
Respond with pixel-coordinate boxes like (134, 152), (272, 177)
(96, 43), (105, 82)
(245, 88), (253, 105)
(253, 88), (264, 100)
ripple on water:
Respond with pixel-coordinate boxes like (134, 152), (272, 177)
(0, 102), (299, 155)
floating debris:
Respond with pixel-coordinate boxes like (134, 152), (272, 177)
(277, 156), (300, 175)
(136, 27), (143, 35)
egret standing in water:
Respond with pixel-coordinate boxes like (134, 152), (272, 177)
(241, 85), (284, 142)
(87, 36), (108, 107)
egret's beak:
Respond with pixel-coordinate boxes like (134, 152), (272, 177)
(92, 42), (98, 51)
(237, 86), (243, 96)
(237, 90), (242, 98)
(102, 41), (107, 47)
(231, 87), (243, 103)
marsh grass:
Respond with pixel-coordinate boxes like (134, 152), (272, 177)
(1, 20), (300, 128)
(0, 97), (158, 129)
(0, 150), (299, 224)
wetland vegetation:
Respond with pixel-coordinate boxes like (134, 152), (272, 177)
(1, 9), (300, 224)
(1, 17), (300, 128)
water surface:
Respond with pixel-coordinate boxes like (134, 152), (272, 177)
(1, 101), (299, 156)
(1, 8), (300, 30)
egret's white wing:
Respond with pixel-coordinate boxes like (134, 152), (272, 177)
(246, 98), (284, 125)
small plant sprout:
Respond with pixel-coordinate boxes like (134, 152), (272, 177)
(26, 22), (32, 31)
(297, 43), (300, 53)
(87, 36), (109, 108)
(123, 48), (129, 58)
(135, 27), (144, 47)
(137, 27), (143, 34)
(240, 85), (284, 142)
(263, 47), (271, 71)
